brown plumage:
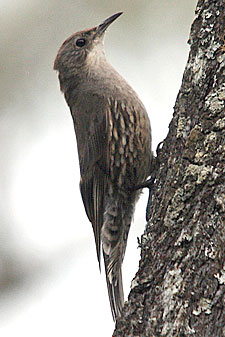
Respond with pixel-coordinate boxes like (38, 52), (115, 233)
(54, 12), (152, 320)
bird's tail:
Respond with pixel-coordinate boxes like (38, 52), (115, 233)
(103, 250), (124, 321)
(101, 192), (137, 320)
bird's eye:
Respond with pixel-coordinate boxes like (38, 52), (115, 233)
(76, 38), (86, 47)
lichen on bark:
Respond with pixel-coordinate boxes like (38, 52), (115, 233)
(113, 0), (225, 336)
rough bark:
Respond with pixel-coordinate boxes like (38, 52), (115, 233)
(113, 0), (225, 336)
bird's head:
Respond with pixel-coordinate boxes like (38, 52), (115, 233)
(54, 12), (123, 77)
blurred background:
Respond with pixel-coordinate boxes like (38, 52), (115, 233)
(0, 1), (196, 336)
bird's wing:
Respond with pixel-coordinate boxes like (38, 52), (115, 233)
(70, 92), (110, 266)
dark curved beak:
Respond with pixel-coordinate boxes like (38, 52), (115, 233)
(97, 12), (123, 34)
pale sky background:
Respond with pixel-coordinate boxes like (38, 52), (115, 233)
(0, 1), (196, 336)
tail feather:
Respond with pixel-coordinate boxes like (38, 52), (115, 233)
(101, 192), (137, 320)
(103, 251), (124, 321)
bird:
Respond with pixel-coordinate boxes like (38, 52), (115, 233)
(54, 12), (152, 320)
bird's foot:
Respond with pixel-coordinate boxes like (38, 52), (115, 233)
(133, 174), (156, 222)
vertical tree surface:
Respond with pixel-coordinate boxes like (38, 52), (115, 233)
(114, 0), (225, 336)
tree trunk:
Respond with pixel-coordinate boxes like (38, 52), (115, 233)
(113, 1), (225, 336)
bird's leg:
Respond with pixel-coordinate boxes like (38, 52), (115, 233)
(132, 141), (163, 221)
(133, 175), (155, 191)
(133, 174), (156, 221)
